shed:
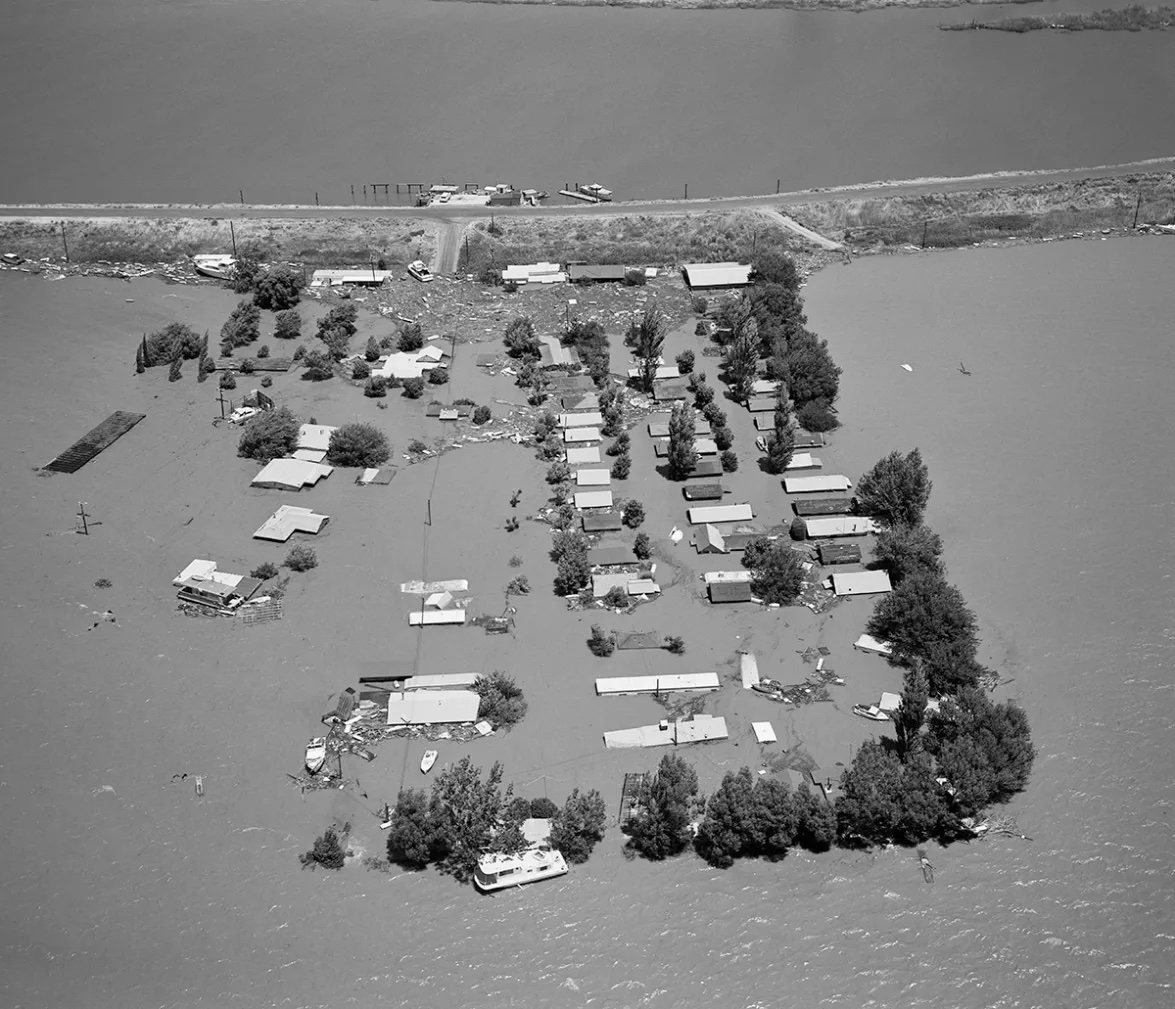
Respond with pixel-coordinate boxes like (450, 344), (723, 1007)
(568, 263), (628, 283)
(794, 497), (852, 516)
(879, 691), (902, 714)
(683, 483), (724, 501)
(587, 545), (638, 567)
(681, 262), (752, 289)
(253, 505), (330, 542)
(251, 459), (333, 490)
(576, 469), (612, 487)
(385, 689), (480, 726)
(784, 474), (852, 494)
(582, 513), (623, 532)
(575, 490), (614, 510)
(596, 673), (720, 696)
(709, 581), (754, 603)
(831, 570), (893, 596)
(564, 427), (601, 443)
(696, 524), (727, 554)
(752, 721), (777, 744)
(687, 503), (754, 525)
(565, 446), (601, 466)
(817, 542), (862, 565)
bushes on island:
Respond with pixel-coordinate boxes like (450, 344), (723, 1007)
(283, 545), (318, 572)
(299, 826), (346, 870)
(326, 422), (391, 468)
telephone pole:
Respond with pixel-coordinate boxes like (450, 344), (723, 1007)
(217, 387), (228, 419)
(77, 502), (90, 535)
(229, 220), (237, 256)
(60, 222), (70, 263)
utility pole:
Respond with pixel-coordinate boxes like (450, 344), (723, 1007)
(239, 190), (244, 206)
(229, 220), (237, 257)
(426, 499), (432, 526)
(1133, 189), (1143, 229)
(921, 220), (929, 249)
(60, 222), (70, 263)
(315, 192), (319, 207)
(77, 502), (90, 535)
(776, 179), (780, 194)
(351, 184), (355, 205)
(217, 387), (228, 419)
(684, 183), (688, 200)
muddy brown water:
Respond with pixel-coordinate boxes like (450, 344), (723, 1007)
(2, 238), (1173, 1007)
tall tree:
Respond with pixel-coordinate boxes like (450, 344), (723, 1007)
(742, 536), (805, 605)
(666, 401), (699, 480)
(765, 391), (795, 474)
(504, 315), (539, 359)
(872, 522), (945, 584)
(427, 758), (518, 882)
(723, 319), (760, 402)
(752, 778), (798, 860)
(629, 305), (666, 393)
(793, 784), (837, 852)
(627, 753), (699, 860)
(549, 788), (608, 864)
(777, 330), (841, 407)
(386, 787), (433, 868)
(856, 448), (933, 526)
(893, 665), (930, 760)
(695, 767), (758, 868)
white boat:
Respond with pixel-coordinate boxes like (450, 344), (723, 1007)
(305, 736), (327, 773)
(407, 260), (434, 283)
(473, 846), (568, 892)
(420, 750), (438, 774)
(192, 254), (236, 280)
(852, 704), (890, 722)
(578, 183), (613, 201)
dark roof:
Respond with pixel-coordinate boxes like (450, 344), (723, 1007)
(587, 545), (638, 567)
(722, 532), (762, 552)
(817, 543), (862, 565)
(709, 581), (753, 603)
(687, 460), (723, 479)
(43, 410), (146, 474)
(582, 513), (624, 532)
(568, 263), (628, 282)
(653, 380), (690, 402)
(794, 431), (825, 449)
(683, 483), (724, 501)
(793, 497), (852, 516)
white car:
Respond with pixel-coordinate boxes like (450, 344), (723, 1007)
(229, 406), (258, 424)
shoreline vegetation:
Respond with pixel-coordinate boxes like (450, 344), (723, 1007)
(942, 4), (1175, 31)
(430, 0), (1041, 11)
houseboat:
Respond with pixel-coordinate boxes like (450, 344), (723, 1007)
(473, 846), (568, 892)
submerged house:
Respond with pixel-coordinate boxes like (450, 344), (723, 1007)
(173, 559), (261, 612)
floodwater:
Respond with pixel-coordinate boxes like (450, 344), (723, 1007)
(1, 237), (1173, 1008)
(1, 0), (1174, 203)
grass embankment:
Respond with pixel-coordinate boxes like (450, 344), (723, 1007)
(787, 173), (1175, 252)
(0, 216), (438, 268)
(457, 210), (829, 276)
(942, 4), (1174, 31)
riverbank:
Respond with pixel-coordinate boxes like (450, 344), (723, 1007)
(433, 0), (1039, 10)
(942, 4), (1175, 31)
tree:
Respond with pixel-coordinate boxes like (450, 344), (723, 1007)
(792, 784), (837, 852)
(549, 788), (608, 864)
(796, 398), (839, 433)
(230, 256), (261, 294)
(317, 303), (358, 340)
(742, 537), (805, 605)
(610, 454), (631, 480)
(301, 349), (334, 381)
(428, 758), (517, 881)
(274, 308), (302, 340)
(702, 402), (727, 428)
(472, 405), (491, 425)
(924, 687), (1036, 814)
(429, 366), (450, 386)
(713, 426), (734, 451)
(168, 356), (182, 382)
(257, 344), (270, 359)
(856, 448), (933, 526)
(666, 401), (699, 480)
(326, 422), (391, 467)
(398, 321), (424, 352)
(530, 797), (559, 819)
(146, 322), (203, 363)
(693, 381), (715, 408)
(866, 570), (980, 695)
(695, 767), (758, 868)
(633, 532), (651, 560)
(606, 431), (630, 457)
(237, 406), (300, 461)
(835, 741), (955, 846)
(135, 342), (145, 374)
(626, 753), (699, 860)
(602, 586), (628, 608)
(676, 349), (695, 374)
(386, 788), (433, 869)
(873, 523), (945, 584)
(753, 778), (798, 860)
(749, 281), (807, 354)
(893, 666), (930, 760)
(764, 393), (795, 474)
(364, 376), (387, 397)
(320, 327), (352, 363)
(546, 460), (571, 485)
(364, 335), (381, 362)
(402, 377), (425, 398)
(587, 624), (615, 657)
(219, 370), (236, 390)
(250, 562), (279, 580)
(723, 320), (760, 402)
(352, 360), (370, 380)
(473, 670), (528, 728)
(752, 249), (800, 289)
(777, 330), (841, 407)
(300, 827), (345, 870)
(504, 315), (539, 359)
(721, 449), (739, 472)
(622, 500), (645, 529)
(284, 545), (318, 572)
(555, 549), (590, 596)
(629, 305), (666, 393)
(253, 265), (302, 310)
(220, 299), (262, 352)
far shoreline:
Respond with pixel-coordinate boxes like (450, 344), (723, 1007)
(428, 0), (1041, 12)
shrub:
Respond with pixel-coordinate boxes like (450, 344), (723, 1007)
(622, 500), (645, 528)
(721, 449), (739, 472)
(588, 624), (616, 657)
(633, 532), (651, 560)
(407, 439), (428, 454)
(292, 344), (306, 361)
(299, 827), (345, 870)
(626, 753), (699, 861)
(363, 376), (387, 397)
(144, 322), (203, 364)
(691, 296), (708, 315)
(221, 300), (262, 349)
(675, 349), (696, 374)
(504, 316), (539, 359)
(385, 788), (433, 869)
(546, 460), (571, 485)
(472, 405), (492, 425)
(427, 366), (449, 385)
(713, 426), (734, 451)
(253, 265), (302, 311)
(530, 797), (560, 819)
(665, 635), (685, 655)
(240, 358), (255, 375)
(509, 554), (523, 567)
(274, 309), (302, 340)
(317, 303), (359, 339)
(796, 398), (840, 433)
(694, 382), (715, 408)
(364, 336), (380, 362)
(606, 431), (630, 457)
(284, 545), (318, 572)
(610, 454), (632, 480)
(168, 357), (182, 382)
(352, 360), (371, 380)
(260, 376), (273, 388)
(506, 574), (530, 596)
(473, 670), (528, 728)
(549, 789), (608, 865)
(695, 321), (709, 337)
(790, 516), (807, 541)
(301, 349), (334, 381)
(602, 586), (628, 609)
(702, 403), (726, 427)
(742, 537), (804, 604)
(250, 562), (279, 580)
(402, 377), (425, 399)
(398, 322), (424, 352)
(326, 422), (391, 467)
(219, 370), (236, 390)
(624, 268), (647, 286)
(237, 406), (300, 461)
(379, 334), (396, 350)
(257, 344), (270, 359)
(229, 256), (261, 294)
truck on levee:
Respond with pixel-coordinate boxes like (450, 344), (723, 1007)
(473, 846), (568, 892)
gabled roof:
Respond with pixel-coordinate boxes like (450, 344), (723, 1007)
(253, 505), (330, 542)
(681, 262), (752, 289)
(298, 424), (337, 453)
(687, 503), (754, 525)
(251, 458), (333, 490)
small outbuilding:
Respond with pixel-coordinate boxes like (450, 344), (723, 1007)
(681, 262), (752, 290)
(582, 513), (623, 532)
(831, 570), (893, 596)
(708, 581), (754, 604)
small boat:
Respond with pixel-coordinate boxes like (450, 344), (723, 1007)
(473, 846), (568, 892)
(420, 750), (438, 774)
(852, 704), (890, 721)
(192, 254), (236, 280)
(578, 183), (613, 202)
(305, 736), (327, 773)
(407, 260), (434, 283)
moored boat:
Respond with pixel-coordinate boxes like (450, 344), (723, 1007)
(473, 846), (568, 892)
(852, 703), (890, 722)
(305, 736), (327, 773)
(421, 749), (438, 774)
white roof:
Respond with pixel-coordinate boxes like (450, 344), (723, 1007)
(804, 516), (880, 538)
(784, 474), (852, 494)
(575, 490), (614, 510)
(648, 418), (711, 438)
(372, 351), (440, 380)
(740, 652), (760, 689)
(752, 721), (777, 744)
(252, 458), (333, 490)
(785, 453), (821, 470)
(603, 714), (729, 749)
(408, 608), (468, 625)
(591, 571), (635, 598)
(291, 448), (327, 463)
(385, 689), (480, 725)
(687, 503), (754, 525)
(704, 570), (753, 584)
(596, 673), (720, 696)
(695, 438), (718, 455)
(399, 579), (468, 594)
(424, 590), (455, 609)
(682, 262), (752, 288)
(576, 469), (611, 487)
(559, 411), (604, 428)
(173, 559), (242, 588)
(298, 424), (337, 453)
(831, 570), (893, 596)
(704, 523), (726, 552)
(309, 269), (393, 287)
(751, 379), (780, 396)
(879, 691), (902, 713)
(564, 427), (601, 443)
(253, 505), (330, 542)
(402, 673), (479, 689)
(565, 446), (601, 465)
(854, 633), (893, 656)
(627, 579), (661, 596)
(626, 365), (680, 380)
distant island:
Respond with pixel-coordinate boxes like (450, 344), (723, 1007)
(942, 5), (1175, 31)
(434, 0), (1040, 11)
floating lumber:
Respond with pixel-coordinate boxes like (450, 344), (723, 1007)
(853, 634), (893, 656)
(739, 652), (760, 689)
(817, 542), (862, 565)
(43, 411), (146, 473)
(793, 497), (852, 516)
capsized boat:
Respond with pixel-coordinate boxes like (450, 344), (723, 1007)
(407, 260), (434, 283)
(305, 736), (327, 773)
(193, 254), (236, 280)
(473, 846), (568, 892)
(852, 703), (890, 722)
(420, 750), (438, 774)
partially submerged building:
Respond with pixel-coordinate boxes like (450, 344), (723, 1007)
(253, 505), (330, 542)
(385, 689), (481, 726)
(603, 713), (729, 749)
(687, 503), (754, 525)
(173, 559), (261, 612)
(831, 570), (893, 596)
(595, 673), (720, 696)
(681, 262), (752, 290)
(784, 474), (852, 494)
(251, 459), (333, 491)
